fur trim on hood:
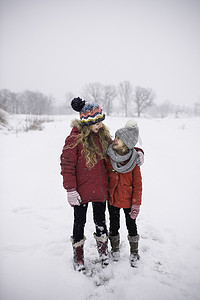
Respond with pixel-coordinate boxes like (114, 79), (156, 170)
(70, 119), (83, 131)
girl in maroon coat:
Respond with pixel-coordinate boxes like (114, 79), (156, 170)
(60, 97), (111, 272)
(106, 120), (143, 267)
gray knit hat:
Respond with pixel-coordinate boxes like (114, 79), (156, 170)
(115, 119), (139, 149)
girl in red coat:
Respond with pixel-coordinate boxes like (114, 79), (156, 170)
(60, 97), (111, 272)
(106, 120), (143, 267)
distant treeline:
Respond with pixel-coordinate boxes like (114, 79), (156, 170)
(0, 81), (200, 117)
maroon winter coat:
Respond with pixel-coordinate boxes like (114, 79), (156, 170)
(60, 126), (108, 203)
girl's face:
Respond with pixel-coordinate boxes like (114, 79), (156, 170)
(112, 135), (124, 150)
(91, 121), (103, 133)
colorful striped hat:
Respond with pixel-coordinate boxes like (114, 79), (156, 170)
(71, 97), (105, 126)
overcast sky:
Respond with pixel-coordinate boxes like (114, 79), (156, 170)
(0, 0), (199, 106)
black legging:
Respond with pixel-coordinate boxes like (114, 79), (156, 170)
(108, 203), (138, 237)
(73, 201), (107, 243)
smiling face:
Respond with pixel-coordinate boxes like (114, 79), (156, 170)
(112, 135), (125, 151)
(91, 121), (103, 133)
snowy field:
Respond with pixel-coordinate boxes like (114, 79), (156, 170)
(0, 114), (200, 300)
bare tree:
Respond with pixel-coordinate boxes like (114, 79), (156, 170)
(65, 92), (75, 114)
(194, 99), (200, 116)
(134, 86), (155, 117)
(118, 81), (133, 117)
(158, 100), (174, 118)
(19, 90), (52, 115)
(0, 89), (11, 111)
(102, 85), (117, 115)
(0, 89), (19, 113)
(82, 82), (103, 106)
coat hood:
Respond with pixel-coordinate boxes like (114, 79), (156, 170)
(70, 119), (82, 132)
(70, 119), (83, 133)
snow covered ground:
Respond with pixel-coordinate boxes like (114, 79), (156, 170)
(0, 114), (200, 300)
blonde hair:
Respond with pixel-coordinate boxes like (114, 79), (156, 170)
(65, 121), (111, 169)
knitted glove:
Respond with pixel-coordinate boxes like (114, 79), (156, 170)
(67, 190), (82, 206)
(129, 204), (140, 219)
(137, 151), (144, 167)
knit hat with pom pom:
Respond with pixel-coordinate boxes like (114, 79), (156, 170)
(71, 97), (105, 126)
(115, 119), (139, 149)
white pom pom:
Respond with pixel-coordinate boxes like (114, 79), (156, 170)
(125, 119), (138, 128)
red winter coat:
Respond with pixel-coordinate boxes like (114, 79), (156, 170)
(60, 126), (108, 203)
(105, 158), (142, 208)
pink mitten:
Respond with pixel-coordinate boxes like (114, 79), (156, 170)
(130, 204), (140, 219)
(137, 151), (144, 167)
(67, 190), (82, 206)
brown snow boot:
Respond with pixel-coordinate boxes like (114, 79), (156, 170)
(94, 233), (109, 267)
(109, 234), (120, 261)
(128, 234), (140, 267)
(71, 236), (86, 273)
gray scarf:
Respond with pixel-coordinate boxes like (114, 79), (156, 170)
(107, 144), (139, 173)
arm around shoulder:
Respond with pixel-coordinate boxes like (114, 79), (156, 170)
(132, 165), (142, 205)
